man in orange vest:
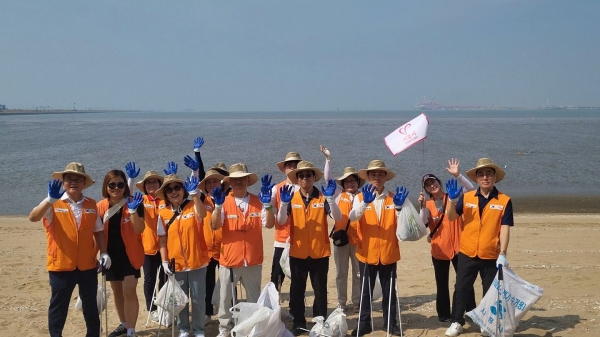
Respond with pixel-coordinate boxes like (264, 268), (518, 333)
(277, 160), (341, 336)
(349, 160), (408, 336)
(29, 163), (110, 337)
(444, 158), (513, 337)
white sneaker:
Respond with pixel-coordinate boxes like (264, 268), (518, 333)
(481, 328), (491, 337)
(195, 334), (205, 337)
(217, 327), (230, 337)
(445, 322), (463, 337)
(178, 332), (189, 337)
(150, 310), (160, 322)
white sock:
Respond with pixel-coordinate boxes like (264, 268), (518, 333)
(127, 327), (135, 335)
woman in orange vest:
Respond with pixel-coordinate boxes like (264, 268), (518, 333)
(156, 173), (208, 337)
(97, 170), (145, 337)
(417, 158), (476, 323)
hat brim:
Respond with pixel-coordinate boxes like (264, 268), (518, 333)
(336, 172), (365, 189)
(155, 178), (185, 200)
(357, 168), (395, 182)
(276, 159), (301, 173)
(135, 174), (164, 193)
(287, 167), (324, 184)
(466, 164), (505, 183)
(199, 172), (227, 192)
(223, 172), (259, 186)
(52, 171), (95, 188)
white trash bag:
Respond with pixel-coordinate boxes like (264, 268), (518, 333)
(396, 200), (427, 241)
(310, 307), (348, 337)
(155, 306), (174, 327)
(279, 239), (292, 279)
(466, 266), (543, 336)
(372, 274), (382, 301)
(154, 275), (188, 316)
(74, 283), (111, 313)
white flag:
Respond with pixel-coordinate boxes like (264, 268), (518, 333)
(384, 113), (429, 156)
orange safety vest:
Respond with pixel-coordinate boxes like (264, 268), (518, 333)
(333, 192), (360, 246)
(460, 190), (511, 259)
(425, 195), (462, 260)
(355, 192), (400, 265)
(202, 196), (222, 261)
(141, 195), (163, 255)
(220, 194), (264, 268)
(289, 190), (331, 259)
(158, 201), (209, 271)
(43, 197), (99, 272)
(273, 180), (292, 244)
(97, 199), (145, 270)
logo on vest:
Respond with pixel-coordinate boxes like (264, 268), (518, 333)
(182, 213), (194, 220)
(312, 203), (324, 208)
(144, 203), (155, 209)
(489, 204), (504, 210)
(227, 215), (238, 219)
(84, 208), (96, 214)
(466, 203), (477, 208)
(158, 204), (166, 209)
(249, 212), (260, 217)
(385, 205), (395, 210)
(205, 205), (213, 211)
(292, 204), (302, 209)
(55, 208), (69, 213)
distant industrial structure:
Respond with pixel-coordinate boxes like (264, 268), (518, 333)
(0, 104), (6, 111)
(414, 97), (600, 111)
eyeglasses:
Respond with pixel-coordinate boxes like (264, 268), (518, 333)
(344, 179), (358, 184)
(164, 185), (183, 194)
(476, 172), (495, 178)
(297, 173), (314, 180)
(64, 177), (85, 184)
(107, 182), (126, 190)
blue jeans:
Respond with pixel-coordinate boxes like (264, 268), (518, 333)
(48, 268), (100, 337)
(175, 267), (207, 334)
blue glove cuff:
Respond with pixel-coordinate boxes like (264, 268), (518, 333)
(46, 196), (59, 204)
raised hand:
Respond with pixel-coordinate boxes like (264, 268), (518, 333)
(361, 184), (376, 204)
(446, 179), (461, 201)
(211, 186), (226, 206)
(279, 185), (294, 203)
(259, 187), (272, 205)
(418, 191), (426, 207)
(163, 161), (178, 175)
(47, 179), (65, 202)
(125, 162), (140, 179)
(183, 155), (199, 171)
(261, 174), (272, 187)
(100, 253), (111, 270)
(127, 192), (144, 212)
(184, 176), (199, 194)
(320, 179), (336, 197)
(445, 158), (461, 177)
(393, 186), (409, 207)
(320, 145), (331, 160)
(194, 137), (204, 152)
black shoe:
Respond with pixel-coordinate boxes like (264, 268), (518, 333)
(389, 324), (402, 336)
(351, 324), (372, 336)
(439, 316), (451, 322)
(108, 324), (127, 337)
(291, 324), (308, 336)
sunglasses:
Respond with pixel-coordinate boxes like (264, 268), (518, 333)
(64, 177), (85, 184)
(297, 173), (314, 180)
(164, 185), (183, 194)
(107, 182), (126, 190)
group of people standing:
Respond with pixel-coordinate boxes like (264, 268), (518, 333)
(29, 136), (513, 337)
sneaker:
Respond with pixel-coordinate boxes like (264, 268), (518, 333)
(204, 314), (212, 326)
(127, 334), (138, 337)
(290, 324), (308, 336)
(389, 324), (402, 336)
(481, 328), (491, 336)
(195, 334), (205, 337)
(445, 322), (464, 337)
(178, 332), (189, 337)
(108, 325), (127, 337)
(150, 310), (160, 322)
(350, 324), (372, 336)
(217, 327), (230, 337)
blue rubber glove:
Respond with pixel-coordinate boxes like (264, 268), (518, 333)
(47, 179), (65, 203)
(183, 155), (199, 171)
(194, 137), (204, 152)
(361, 184), (376, 204)
(125, 162), (140, 179)
(212, 186), (226, 206)
(127, 192), (144, 213)
(497, 254), (508, 268)
(259, 188), (272, 205)
(320, 179), (337, 197)
(184, 176), (199, 195)
(393, 186), (409, 208)
(279, 185), (294, 203)
(261, 174), (272, 187)
(163, 161), (178, 175)
(446, 179), (461, 201)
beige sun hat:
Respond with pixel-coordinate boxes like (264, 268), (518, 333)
(209, 162), (229, 176)
(287, 160), (324, 184)
(223, 163), (259, 186)
(276, 152), (302, 172)
(336, 167), (365, 188)
(199, 169), (227, 192)
(52, 162), (95, 188)
(155, 174), (185, 200)
(358, 160), (396, 181)
(465, 158), (506, 183)
(135, 170), (164, 193)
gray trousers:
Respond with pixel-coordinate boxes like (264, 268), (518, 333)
(334, 244), (361, 305)
(218, 264), (262, 329)
(175, 267), (207, 334)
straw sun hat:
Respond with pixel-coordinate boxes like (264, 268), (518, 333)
(276, 152), (302, 172)
(357, 160), (396, 181)
(223, 163), (259, 186)
(465, 158), (506, 183)
(155, 174), (185, 200)
(287, 160), (324, 184)
(209, 162), (229, 176)
(135, 170), (164, 193)
(52, 162), (95, 188)
(336, 167), (365, 188)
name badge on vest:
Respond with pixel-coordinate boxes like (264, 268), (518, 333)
(84, 208), (96, 214)
(182, 213), (194, 220)
(205, 205), (213, 211)
(466, 203), (477, 208)
(341, 198), (351, 203)
(55, 208), (69, 213)
(384, 205), (395, 210)
(227, 215), (238, 219)
(158, 204), (166, 209)
(292, 204), (302, 209)
(312, 203), (324, 208)
(365, 206), (372, 210)
(144, 203), (155, 209)
(489, 204), (504, 210)
(249, 212), (260, 217)
(123, 216), (131, 223)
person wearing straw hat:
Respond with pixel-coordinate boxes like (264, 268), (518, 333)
(349, 159), (408, 336)
(417, 159), (476, 324)
(29, 162), (109, 337)
(156, 173), (208, 337)
(444, 158), (513, 337)
(320, 145), (363, 313)
(210, 163), (275, 337)
(277, 160), (341, 335)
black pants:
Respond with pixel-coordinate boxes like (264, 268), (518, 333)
(142, 252), (165, 311)
(432, 255), (476, 320)
(49, 268), (99, 337)
(289, 256), (329, 326)
(357, 262), (398, 330)
(451, 253), (497, 325)
(205, 257), (219, 316)
(270, 247), (286, 291)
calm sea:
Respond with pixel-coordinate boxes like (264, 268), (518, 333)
(1, 110), (599, 215)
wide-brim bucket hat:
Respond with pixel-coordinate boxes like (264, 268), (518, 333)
(209, 162), (229, 176)
(52, 162), (95, 188)
(465, 158), (505, 183)
(155, 174), (185, 200)
(135, 170), (164, 193)
(358, 160), (395, 181)
(223, 163), (259, 186)
(276, 152), (302, 172)
(199, 169), (227, 192)
(287, 160), (324, 184)
(336, 167), (365, 188)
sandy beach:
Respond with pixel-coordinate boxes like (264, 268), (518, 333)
(1, 213), (599, 337)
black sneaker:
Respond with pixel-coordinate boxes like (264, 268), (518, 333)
(290, 324), (308, 336)
(108, 325), (127, 337)
(389, 324), (402, 336)
(350, 324), (372, 336)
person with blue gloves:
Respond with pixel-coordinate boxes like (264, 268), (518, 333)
(276, 160), (342, 336)
(29, 162), (109, 337)
(444, 158), (513, 337)
(349, 160), (407, 336)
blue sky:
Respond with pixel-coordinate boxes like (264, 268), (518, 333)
(1, 1), (599, 111)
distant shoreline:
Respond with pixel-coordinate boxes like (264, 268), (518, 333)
(0, 109), (141, 116)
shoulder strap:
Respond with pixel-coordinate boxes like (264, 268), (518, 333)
(428, 194), (448, 239)
(329, 219), (351, 238)
(165, 199), (191, 228)
(102, 199), (127, 224)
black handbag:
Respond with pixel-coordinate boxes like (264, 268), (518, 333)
(330, 220), (351, 247)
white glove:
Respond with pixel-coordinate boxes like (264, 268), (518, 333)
(162, 261), (174, 276)
(100, 253), (111, 269)
(496, 254), (508, 268)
